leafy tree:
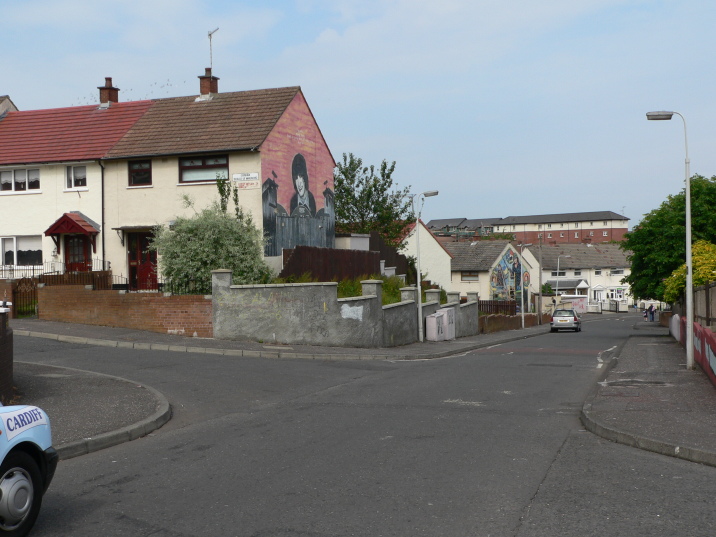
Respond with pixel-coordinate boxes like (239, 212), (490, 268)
(622, 175), (716, 301)
(333, 153), (414, 247)
(663, 240), (716, 302)
(151, 194), (271, 293)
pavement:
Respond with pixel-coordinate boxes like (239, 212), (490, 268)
(8, 314), (716, 467)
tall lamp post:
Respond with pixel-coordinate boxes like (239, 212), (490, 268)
(647, 110), (693, 370)
(555, 254), (571, 305)
(412, 190), (439, 342)
(517, 243), (532, 328)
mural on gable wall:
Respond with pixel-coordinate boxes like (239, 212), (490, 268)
(490, 249), (529, 301)
(260, 93), (335, 257)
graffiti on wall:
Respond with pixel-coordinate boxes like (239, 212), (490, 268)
(260, 93), (335, 257)
(490, 249), (529, 301)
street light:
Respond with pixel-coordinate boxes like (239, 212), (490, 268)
(412, 190), (439, 342)
(556, 254), (571, 305)
(647, 110), (693, 369)
(517, 243), (532, 328)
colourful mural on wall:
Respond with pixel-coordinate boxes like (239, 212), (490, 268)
(260, 92), (335, 256)
(490, 249), (529, 301)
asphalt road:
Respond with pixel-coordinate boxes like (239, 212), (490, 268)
(17, 314), (716, 536)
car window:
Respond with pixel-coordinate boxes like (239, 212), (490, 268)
(554, 310), (573, 316)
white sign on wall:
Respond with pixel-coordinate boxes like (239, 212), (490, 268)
(232, 173), (260, 190)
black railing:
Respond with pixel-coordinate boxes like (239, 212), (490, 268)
(110, 275), (211, 295)
(0, 258), (110, 279)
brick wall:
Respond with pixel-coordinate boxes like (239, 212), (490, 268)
(38, 285), (212, 337)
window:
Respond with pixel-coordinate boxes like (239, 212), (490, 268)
(589, 231), (594, 236)
(461, 271), (479, 281)
(66, 166), (87, 189)
(538, 224), (542, 229)
(603, 221), (608, 225)
(179, 155), (228, 183)
(1, 236), (42, 266)
(560, 223), (564, 228)
(574, 269), (582, 276)
(595, 269), (602, 275)
(547, 224), (552, 228)
(547, 233), (552, 238)
(559, 233), (564, 238)
(129, 160), (152, 186)
(603, 231), (608, 237)
(611, 268), (624, 275)
(551, 270), (566, 277)
(574, 232), (579, 238)
(1, 168), (40, 192)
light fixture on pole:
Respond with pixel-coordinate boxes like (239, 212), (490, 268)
(412, 190), (439, 342)
(647, 110), (693, 370)
(556, 254), (571, 304)
(517, 243), (532, 328)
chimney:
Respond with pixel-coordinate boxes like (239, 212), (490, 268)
(198, 67), (219, 97)
(98, 77), (119, 105)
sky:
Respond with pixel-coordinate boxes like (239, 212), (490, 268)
(3, 0), (716, 229)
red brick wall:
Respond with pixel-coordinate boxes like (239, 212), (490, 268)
(38, 285), (212, 337)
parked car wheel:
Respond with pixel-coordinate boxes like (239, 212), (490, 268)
(0, 451), (42, 536)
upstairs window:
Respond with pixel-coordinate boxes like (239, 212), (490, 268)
(595, 269), (602, 275)
(551, 270), (566, 277)
(574, 269), (582, 276)
(129, 160), (152, 186)
(179, 155), (228, 183)
(1, 168), (40, 192)
(611, 268), (624, 275)
(461, 271), (479, 281)
(66, 166), (87, 189)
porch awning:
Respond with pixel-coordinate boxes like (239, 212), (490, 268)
(44, 211), (100, 253)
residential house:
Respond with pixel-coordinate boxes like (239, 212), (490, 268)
(531, 243), (632, 306)
(0, 70), (335, 287)
(401, 220), (453, 289)
(443, 240), (538, 307)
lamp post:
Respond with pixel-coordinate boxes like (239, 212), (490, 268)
(517, 243), (532, 328)
(412, 190), (439, 342)
(647, 110), (693, 370)
(556, 254), (571, 305)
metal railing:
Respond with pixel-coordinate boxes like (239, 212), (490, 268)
(0, 258), (110, 279)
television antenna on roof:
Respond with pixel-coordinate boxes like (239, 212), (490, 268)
(208, 28), (219, 69)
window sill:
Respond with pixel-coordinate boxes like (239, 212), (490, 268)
(64, 188), (89, 193)
(0, 190), (42, 195)
(127, 185), (153, 189)
(177, 181), (217, 186)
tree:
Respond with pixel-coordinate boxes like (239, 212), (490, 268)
(622, 175), (716, 301)
(333, 153), (414, 247)
(151, 192), (271, 293)
(663, 240), (716, 303)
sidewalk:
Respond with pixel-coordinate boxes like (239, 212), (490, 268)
(10, 316), (716, 467)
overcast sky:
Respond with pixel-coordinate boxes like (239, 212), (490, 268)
(3, 0), (715, 228)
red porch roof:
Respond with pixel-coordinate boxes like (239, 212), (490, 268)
(45, 212), (100, 236)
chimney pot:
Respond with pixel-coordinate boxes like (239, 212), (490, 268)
(198, 68), (219, 97)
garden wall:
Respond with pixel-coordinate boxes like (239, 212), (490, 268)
(37, 285), (212, 337)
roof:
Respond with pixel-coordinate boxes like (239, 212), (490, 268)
(0, 86), (303, 164)
(462, 218), (500, 230)
(531, 243), (629, 270)
(444, 240), (512, 271)
(45, 211), (101, 236)
(426, 218), (467, 229)
(545, 279), (589, 289)
(105, 87), (301, 159)
(494, 211), (628, 225)
(0, 101), (153, 165)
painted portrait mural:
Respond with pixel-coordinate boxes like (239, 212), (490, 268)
(490, 249), (529, 301)
(260, 92), (335, 257)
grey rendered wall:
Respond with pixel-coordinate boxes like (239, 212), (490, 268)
(212, 271), (385, 347)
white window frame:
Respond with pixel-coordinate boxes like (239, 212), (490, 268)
(66, 165), (88, 190)
(0, 167), (41, 193)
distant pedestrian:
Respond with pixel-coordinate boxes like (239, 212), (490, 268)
(643, 309), (648, 320)
(648, 304), (656, 322)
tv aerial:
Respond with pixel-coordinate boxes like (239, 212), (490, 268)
(208, 28), (219, 69)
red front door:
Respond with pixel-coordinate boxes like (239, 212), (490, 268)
(64, 236), (91, 272)
(127, 232), (157, 290)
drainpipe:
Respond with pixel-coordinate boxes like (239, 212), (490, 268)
(98, 160), (106, 270)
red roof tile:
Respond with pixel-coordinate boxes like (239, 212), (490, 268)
(0, 101), (153, 165)
(45, 212), (100, 236)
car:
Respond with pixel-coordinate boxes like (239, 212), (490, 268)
(550, 309), (582, 332)
(0, 404), (57, 536)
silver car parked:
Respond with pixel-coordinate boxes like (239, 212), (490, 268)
(550, 309), (582, 332)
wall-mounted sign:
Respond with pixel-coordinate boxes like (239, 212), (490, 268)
(232, 173), (260, 189)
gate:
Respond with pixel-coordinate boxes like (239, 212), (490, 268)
(12, 278), (38, 318)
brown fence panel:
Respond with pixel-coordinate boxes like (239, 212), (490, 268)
(279, 246), (380, 281)
(478, 300), (517, 316)
(12, 278), (38, 318)
(39, 271), (113, 289)
(369, 231), (413, 281)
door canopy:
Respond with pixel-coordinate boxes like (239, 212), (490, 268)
(44, 211), (100, 254)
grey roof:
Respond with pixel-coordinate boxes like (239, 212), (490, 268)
(530, 243), (629, 270)
(494, 211), (628, 226)
(545, 279), (588, 289)
(462, 218), (500, 230)
(444, 240), (511, 271)
(426, 218), (467, 229)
